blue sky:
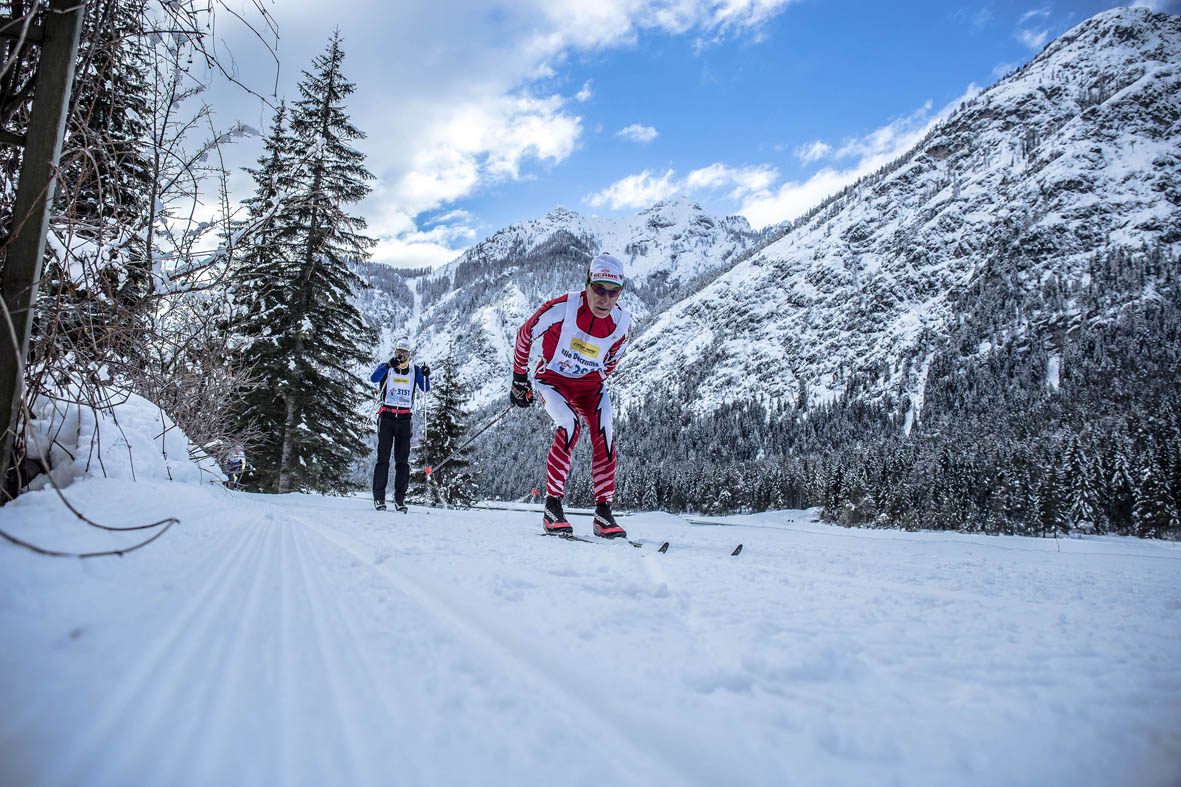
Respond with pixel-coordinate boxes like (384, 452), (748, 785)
(209, 0), (1178, 268)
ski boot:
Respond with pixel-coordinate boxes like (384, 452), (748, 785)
(374, 499), (387, 511)
(593, 501), (627, 539)
(543, 495), (573, 535)
(395, 498), (408, 514)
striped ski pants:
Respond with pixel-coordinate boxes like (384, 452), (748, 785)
(535, 375), (616, 503)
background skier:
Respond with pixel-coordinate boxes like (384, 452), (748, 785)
(371, 338), (430, 512)
(510, 253), (631, 538)
(222, 445), (247, 490)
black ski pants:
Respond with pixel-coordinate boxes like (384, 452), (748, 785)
(373, 412), (412, 505)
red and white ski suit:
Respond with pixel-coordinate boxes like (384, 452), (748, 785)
(514, 290), (631, 503)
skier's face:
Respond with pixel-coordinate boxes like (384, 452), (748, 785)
(586, 282), (622, 318)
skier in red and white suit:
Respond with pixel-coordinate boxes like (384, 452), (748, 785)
(510, 253), (631, 539)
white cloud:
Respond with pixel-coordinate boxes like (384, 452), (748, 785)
(616, 123), (659, 143)
(585, 162), (778, 210)
(794, 140), (831, 165)
(738, 167), (857, 229)
(368, 206), (478, 269)
(1015, 6), (1051, 50)
(586, 169), (679, 210)
(685, 163), (778, 199)
(1018, 7), (1050, 25)
(706, 0), (796, 33)
(832, 99), (934, 161)
(425, 209), (474, 226)
(992, 62), (1016, 79)
(737, 84), (981, 228)
(1017, 27), (1049, 49)
(388, 93), (582, 214)
(210, 0), (800, 268)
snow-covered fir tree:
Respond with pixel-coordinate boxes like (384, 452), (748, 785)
(412, 344), (476, 508)
(224, 101), (298, 482)
(229, 32), (376, 494)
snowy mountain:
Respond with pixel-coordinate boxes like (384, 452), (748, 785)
(362, 196), (764, 404)
(351, 8), (1180, 532)
(445, 197), (761, 286)
(360, 8), (1178, 420)
(615, 6), (1181, 416)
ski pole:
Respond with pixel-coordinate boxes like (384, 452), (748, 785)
(424, 404), (514, 479)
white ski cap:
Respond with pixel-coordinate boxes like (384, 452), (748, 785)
(588, 253), (624, 287)
(394, 337), (412, 353)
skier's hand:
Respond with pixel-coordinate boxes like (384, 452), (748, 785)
(421, 364), (431, 378)
(387, 357), (396, 368)
(510, 372), (533, 408)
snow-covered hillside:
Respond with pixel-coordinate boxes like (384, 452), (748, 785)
(616, 6), (1181, 414)
(445, 197), (760, 284)
(358, 9), (1179, 421)
(363, 197), (764, 406)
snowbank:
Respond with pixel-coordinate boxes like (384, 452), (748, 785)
(20, 385), (217, 492)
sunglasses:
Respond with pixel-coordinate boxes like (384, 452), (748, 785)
(589, 283), (623, 298)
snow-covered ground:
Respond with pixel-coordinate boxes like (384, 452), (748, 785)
(2, 480), (1179, 787)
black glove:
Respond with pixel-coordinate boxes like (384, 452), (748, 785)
(510, 372), (533, 408)
(421, 364), (430, 378)
(387, 357), (396, 368)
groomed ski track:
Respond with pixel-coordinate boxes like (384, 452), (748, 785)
(1, 482), (1179, 787)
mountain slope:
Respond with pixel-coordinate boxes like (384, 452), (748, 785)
(371, 197), (764, 405)
(615, 6), (1181, 417)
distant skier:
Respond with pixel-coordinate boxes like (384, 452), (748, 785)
(371, 338), (430, 512)
(510, 252), (631, 538)
(223, 445), (247, 490)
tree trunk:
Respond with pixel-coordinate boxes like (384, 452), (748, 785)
(277, 393), (298, 493)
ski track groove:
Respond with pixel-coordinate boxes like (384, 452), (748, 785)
(0, 502), (262, 741)
(277, 513), (296, 787)
(285, 517), (381, 786)
(286, 518), (430, 786)
(185, 510), (284, 786)
(295, 513), (702, 787)
(146, 513), (278, 787)
(123, 513), (277, 785)
(41, 510), (274, 786)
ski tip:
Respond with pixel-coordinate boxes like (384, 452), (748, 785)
(424, 466), (432, 475)
(658, 542), (669, 553)
(731, 544), (743, 556)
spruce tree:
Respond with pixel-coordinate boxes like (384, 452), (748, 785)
(1106, 441), (1136, 534)
(1040, 465), (1070, 537)
(225, 102), (300, 484)
(231, 33), (376, 493)
(413, 344), (476, 507)
(1064, 436), (1099, 531)
(41, 0), (154, 365)
(1133, 453), (1178, 539)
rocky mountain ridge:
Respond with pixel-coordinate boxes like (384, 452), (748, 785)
(614, 5), (1180, 418)
(362, 196), (766, 405)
